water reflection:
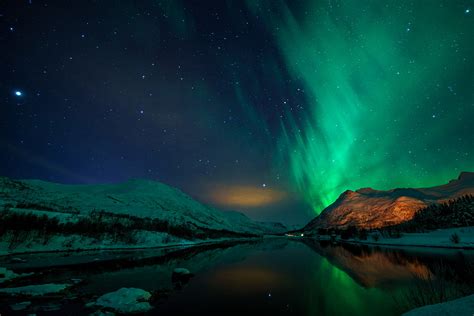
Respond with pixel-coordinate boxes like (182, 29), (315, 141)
(209, 266), (292, 294)
(0, 239), (473, 315)
(302, 240), (433, 287)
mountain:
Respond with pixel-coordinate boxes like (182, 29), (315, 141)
(0, 177), (288, 252)
(303, 172), (474, 231)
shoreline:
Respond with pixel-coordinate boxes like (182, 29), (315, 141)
(292, 227), (474, 250)
(336, 238), (474, 250)
(0, 236), (264, 258)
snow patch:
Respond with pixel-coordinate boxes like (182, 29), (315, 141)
(173, 268), (191, 275)
(403, 294), (474, 316)
(0, 283), (71, 296)
(93, 287), (153, 314)
(9, 301), (31, 311)
(0, 267), (33, 284)
(375, 227), (474, 248)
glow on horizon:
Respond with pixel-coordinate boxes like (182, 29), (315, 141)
(208, 184), (288, 207)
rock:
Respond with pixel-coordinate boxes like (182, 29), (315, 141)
(93, 288), (152, 314)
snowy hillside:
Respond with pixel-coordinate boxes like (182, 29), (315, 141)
(0, 177), (287, 254)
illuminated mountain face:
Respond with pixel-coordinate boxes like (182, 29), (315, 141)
(304, 172), (474, 230)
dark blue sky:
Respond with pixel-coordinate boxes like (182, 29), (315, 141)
(1, 1), (313, 224)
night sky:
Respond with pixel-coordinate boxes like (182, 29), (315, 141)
(1, 1), (473, 225)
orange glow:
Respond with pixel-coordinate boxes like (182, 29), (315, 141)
(208, 266), (291, 293)
(209, 185), (287, 207)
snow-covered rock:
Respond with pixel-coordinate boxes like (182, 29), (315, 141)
(403, 294), (474, 316)
(93, 288), (153, 314)
(0, 283), (71, 296)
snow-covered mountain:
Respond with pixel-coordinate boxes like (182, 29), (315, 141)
(0, 177), (287, 238)
(303, 172), (474, 231)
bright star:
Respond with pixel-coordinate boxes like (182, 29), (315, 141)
(262, 183), (267, 187)
(466, 8), (471, 14)
(14, 90), (23, 96)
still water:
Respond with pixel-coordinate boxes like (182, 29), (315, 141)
(1, 238), (473, 315)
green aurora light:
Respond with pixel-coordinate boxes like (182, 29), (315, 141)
(246, 0), (474, 214)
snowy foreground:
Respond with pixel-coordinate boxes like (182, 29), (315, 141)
(403, 294), (474, 316)
(342, 227), (474, 249)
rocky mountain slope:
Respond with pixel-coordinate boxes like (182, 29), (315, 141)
(0, 177), (287, 246)
(303, 172), (474, 231)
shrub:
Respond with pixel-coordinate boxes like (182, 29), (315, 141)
(450, 233), (460, 244)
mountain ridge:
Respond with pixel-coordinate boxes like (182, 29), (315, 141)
(303, 172), (474, 231)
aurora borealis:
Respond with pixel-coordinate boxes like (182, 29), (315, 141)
(250, 1), (474, 213)
(1, 0), (473, 223)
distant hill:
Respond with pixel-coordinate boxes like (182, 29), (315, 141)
(303, 172), (474, 231)
(0, 177), (288, 254)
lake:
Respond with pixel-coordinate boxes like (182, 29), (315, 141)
(1, 238), (473, 315)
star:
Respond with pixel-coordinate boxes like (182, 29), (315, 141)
(262, 183), (267, 187)
(465, 8), (470, 14)
(14, 90), (23, 97)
